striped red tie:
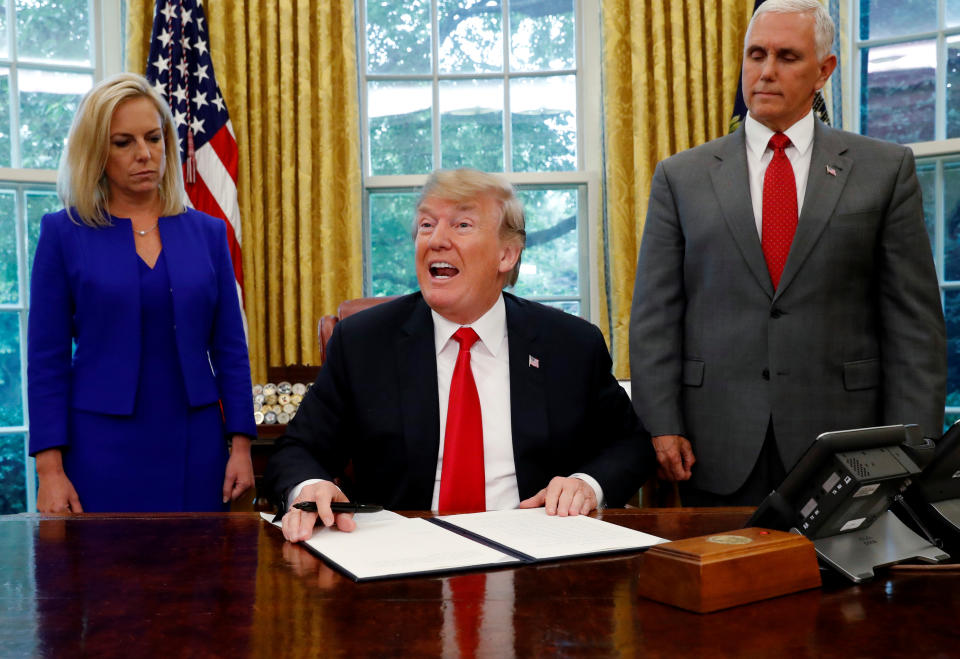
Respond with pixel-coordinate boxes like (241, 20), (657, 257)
(761, 132), (798, 289)
(439, 327), (485, 513)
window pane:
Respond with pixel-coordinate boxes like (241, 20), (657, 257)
(0, 8), (7, 59)
(944, 161), (960, 281)
(19, 70), (91, 169)
(0, 68), (10, 168)
(860, 41), (935, 144)
(440, 78), (503, 170)
(368, 80), (432, 176)
(859, 0), (936, 40)
(16, 0), (91, 64)
(0, 433), (26, 513)
(369, 191), (418, 296)
(945, 291), (960, 410)
(511, 75), (575, 172)
(26, 189), (58, 282)
(0, 312), (23, 426)
(511, 188), (579, 297)
(948, 37), (960, 139)
(950, 0), (960, 29)
(916, 161), (936, 255)
(510, 0), (574, 72)
(0, 191), (17, 304)
(365, 0), (431, 75)
(438, 0), (502, 74)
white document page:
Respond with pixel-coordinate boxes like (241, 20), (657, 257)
(435, 508), (667, 560)
(261, 512), (520, 580)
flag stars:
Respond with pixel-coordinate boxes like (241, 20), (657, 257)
(195, 64), (209, 83)
(173, 108), (188, 127)
(158, 28), (173, 48)
(172, 84), (189, 106)
(151, 53), (170, 73)
(194, 38), (208, 57)
(160, 2), (177, 22)
(212, 93), (225, 113)
(190, 116), (205, 135)
(193, 90), (209, 110)
(182, 8), (193, 25)
(176, 59), (189, 78)
(152, 78), (166, 97)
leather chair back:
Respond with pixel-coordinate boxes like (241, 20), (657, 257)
(317, 296), (399, 363)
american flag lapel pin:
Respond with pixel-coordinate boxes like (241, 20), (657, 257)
(528, 355), (539, 368)
(826, 165), (837, 177)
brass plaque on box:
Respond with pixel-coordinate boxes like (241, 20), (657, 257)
(636, 527), (821, 613)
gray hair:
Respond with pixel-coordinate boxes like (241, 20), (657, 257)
(747, 0), (835, 61)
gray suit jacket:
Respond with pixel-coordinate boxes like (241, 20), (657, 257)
(629, 120), (946, 495)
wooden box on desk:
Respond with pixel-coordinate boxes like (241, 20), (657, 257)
(636, 527), (821, 613)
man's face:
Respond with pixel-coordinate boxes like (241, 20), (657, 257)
(415, 194), (521, 325)
(742, 11), (836, 132)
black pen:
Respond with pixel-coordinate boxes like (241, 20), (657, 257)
(293, 501), (383, 514)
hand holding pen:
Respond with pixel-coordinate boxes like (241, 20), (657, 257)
(282, 480), (366, 540)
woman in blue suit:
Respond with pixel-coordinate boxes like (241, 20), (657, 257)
(28, 73), (257, 512)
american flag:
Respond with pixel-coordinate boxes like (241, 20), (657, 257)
(145, 0), (245, 305)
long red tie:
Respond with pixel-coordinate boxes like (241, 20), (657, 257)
(761, 132), (798, 289)
(439, 327), (485, 513)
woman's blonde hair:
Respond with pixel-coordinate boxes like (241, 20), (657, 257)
(58, 72), (186, 227)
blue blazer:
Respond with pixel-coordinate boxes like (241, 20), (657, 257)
(28, 207), (256, 455)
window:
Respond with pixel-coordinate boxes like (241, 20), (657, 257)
(0, 0), (122, 513)
(852, 0), (960, 426)
(358, 0), (602, 317)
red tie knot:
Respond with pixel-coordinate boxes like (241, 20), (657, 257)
(453, 327), (480, 352)
(769, 132), (791, 153)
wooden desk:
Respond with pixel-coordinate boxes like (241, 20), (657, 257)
(2, 509), (958, 656)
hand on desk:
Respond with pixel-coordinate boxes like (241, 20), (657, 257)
(35, 448), (83, 513)
(518, 476), (597, 516)
(652, 434), (695, 481)
(283, 480), (355, 541)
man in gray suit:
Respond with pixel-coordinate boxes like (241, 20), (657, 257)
(629, 0), (946, 506)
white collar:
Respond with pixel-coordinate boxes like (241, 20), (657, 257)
(431, 293), (507, 357)
(744, 110), (815, 159)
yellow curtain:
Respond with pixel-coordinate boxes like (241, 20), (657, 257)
(600, 0), (753, 378)
(126, 1), (362, 382)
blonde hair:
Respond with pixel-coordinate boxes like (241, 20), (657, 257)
(415, 168), (526, 287)
(58, 72), (186, 227)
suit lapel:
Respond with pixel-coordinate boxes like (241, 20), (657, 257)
(505, 294), (548, 497)
(709, 129), (775, 299)
(396, 295), (442, 505)
(775, 121), (851, 299)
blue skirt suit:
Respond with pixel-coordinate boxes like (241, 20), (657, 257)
(27, 208), (257, 512)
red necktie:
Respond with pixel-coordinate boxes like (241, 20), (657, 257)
(439, 327), (485, 513)
(761, 132), (798, 289)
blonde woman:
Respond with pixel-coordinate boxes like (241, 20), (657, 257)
(28, 73), (255, 512)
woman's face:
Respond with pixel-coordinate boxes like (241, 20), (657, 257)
(104, 96), (166, 202)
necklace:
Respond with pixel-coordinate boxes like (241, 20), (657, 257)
(135, 223), (159, 237)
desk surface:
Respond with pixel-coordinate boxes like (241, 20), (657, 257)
(2, 508), (958, 657)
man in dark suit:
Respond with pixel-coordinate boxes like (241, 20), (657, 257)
(629, 0), (946, 506)
(267, 168), (654, 541)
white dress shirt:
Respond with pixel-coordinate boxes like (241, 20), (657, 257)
(744, 110), (815, 237)
(290, 293), (604, 510)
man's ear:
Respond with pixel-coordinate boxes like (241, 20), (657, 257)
(498, 239), (522, 275)
(816, 53), (838, 90)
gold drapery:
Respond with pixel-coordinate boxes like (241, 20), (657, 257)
(127, 1), (362, 382)
(600, 0), (753, 377)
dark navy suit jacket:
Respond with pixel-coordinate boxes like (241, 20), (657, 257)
(264, 292), (655, 510)
(28, 207), (256, 455)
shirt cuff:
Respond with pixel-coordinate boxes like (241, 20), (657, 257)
(570, 472), (605, 511)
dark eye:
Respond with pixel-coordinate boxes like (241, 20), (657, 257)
(149, 135), (163, 143)
(113, 139), (130, 147)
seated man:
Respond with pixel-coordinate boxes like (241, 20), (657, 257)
(265, 168), (655, 541)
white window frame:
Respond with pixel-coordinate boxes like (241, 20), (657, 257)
(846, 0), (960, 420)
(0, 0), (123, 512)
(357, 0), (603, 322)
